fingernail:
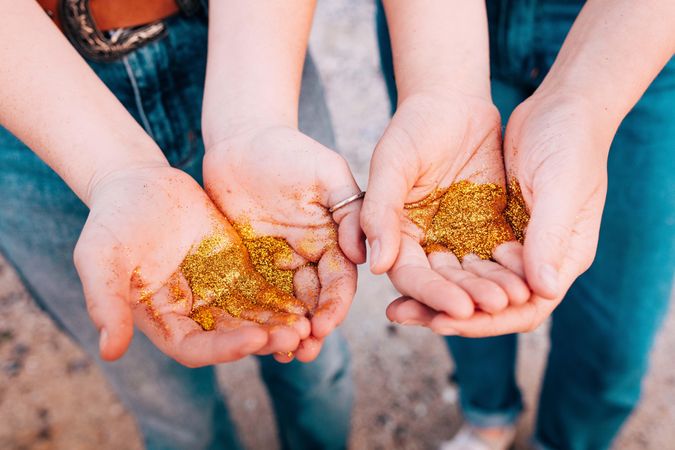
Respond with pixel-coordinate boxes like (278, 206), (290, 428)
(99, 328), (109, 352)
(436, 327), (458, 336)
(539, 264), (559, 297)
(369, 239), (381, 270)
(401, 320), (423, 326)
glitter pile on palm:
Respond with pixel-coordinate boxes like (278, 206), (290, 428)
(179, 225), (307, 330)
(405, 180), (530, 259)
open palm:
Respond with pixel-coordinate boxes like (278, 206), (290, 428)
(75, 166), (310, 366)
(387, 93), (610, 336)
(203, 126), (364, 362)
(363, 92), (531, 323)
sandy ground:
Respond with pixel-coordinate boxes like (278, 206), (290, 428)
(1, 1), (674, 449)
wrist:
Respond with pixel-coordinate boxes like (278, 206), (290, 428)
(519, 88), (619, 157)
(382, 0), (492, 105)
(202, 117), (296, 153)
(84, 146), (169, 208)
(396, 71), (492, 105)
(533, 77), (624, 137)
(395, 84), (495, 116)
(202, 91), (298, 150)
(536, 68), (628, 130)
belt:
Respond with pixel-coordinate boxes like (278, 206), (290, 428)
(36, 0), (201, 62)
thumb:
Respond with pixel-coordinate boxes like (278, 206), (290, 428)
(361, 136), (416, 274)
(522, 180), (579, 300)
(74, 228), (134, 361)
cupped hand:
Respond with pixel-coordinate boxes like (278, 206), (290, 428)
(387, 91), (612, 336)
(361, 91), (531, 320)
(74, 165), (311, 366)
(203, 126), (364, 362)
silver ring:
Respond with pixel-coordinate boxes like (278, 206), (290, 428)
(328, 191), (366, 213)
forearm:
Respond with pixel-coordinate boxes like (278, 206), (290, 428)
(537, 0), (675, 129)
(202, 0), (316, 148)
(0, 0), (166, 206)
(382, 0), (491, 101)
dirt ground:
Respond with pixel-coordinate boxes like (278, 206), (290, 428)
(1, 1), (674, 449)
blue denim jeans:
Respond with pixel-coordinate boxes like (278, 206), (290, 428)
(0, 13), (352, 450)
(378, 1), (675, 449)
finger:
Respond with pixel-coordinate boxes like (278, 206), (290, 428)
(258, 289), (309, 317)
(428, 251), (509, 313)
(148, 313), (269, 367)
(274, 351), (295, 364)
(276, 251), (310, 270)
(73, 228), (134, 361)
(388, 235), (474, 319)
(238, 310), (311, 341)
(319, 155), (366, 265)
(148, 272), (194, 316)
(492, 242), (531, 305)
(461, 254), (531, 306)
(312, 246), (358, 339)
(256, 326), (302, 355)
(425, 245), (584, 337)
(492, 241), (526, 279)
(293, 264), (321, 312)
(290, 263), (326, 362)
(424, 233), (585, 337)
(337, 210), (367, 265)
(386, 297), (438, 326)
(294, 336), (324, 363)
(428, 296), (560, 337)
(361, 130), (418, 274)
(211, 311), (300, 356)
(212, 309), (268, 331)
(523, 179), (581, 299)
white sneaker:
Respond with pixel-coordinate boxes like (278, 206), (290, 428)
(440, 424), (516, 450)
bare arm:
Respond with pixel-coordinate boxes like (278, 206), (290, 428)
(381, 0), (491, 100)
(387, 0), (675, 336)
(201, 1), (364, 363)
(0, 1), (312, 362)
(0, 0), (167, 205)
(538, 0), (675, 129)
(361, 1), (531, 316)
(201, 0), (317, 147)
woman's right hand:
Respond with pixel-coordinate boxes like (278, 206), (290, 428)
(74, 165), (310, 367)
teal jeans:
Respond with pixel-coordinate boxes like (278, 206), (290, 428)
(378, 1), (675, 449)
(0, 11), (352, 450)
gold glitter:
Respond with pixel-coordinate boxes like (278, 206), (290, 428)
(168, 273), (188, 307)
(405, 189), (445, 232)
(406, 181), (515, 260)
(505, 180), (530, 243)
(180, 230), (307, 330)
(424, 243), (452, 254)
(190, 306), (215, 331)
(131, 268), (168, 336)
(234, 223), (295, 295)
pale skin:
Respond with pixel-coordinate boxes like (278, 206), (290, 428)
(380, 0), (675, 336)
(361, 0), (532, 320)
(3, 0), (672, 367)
(373, 1), (675, 441)
(0, 0), (314, 365)
(203, 1), (365, 363)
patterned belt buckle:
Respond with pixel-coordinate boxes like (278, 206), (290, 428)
(59, 0), (168, 62)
